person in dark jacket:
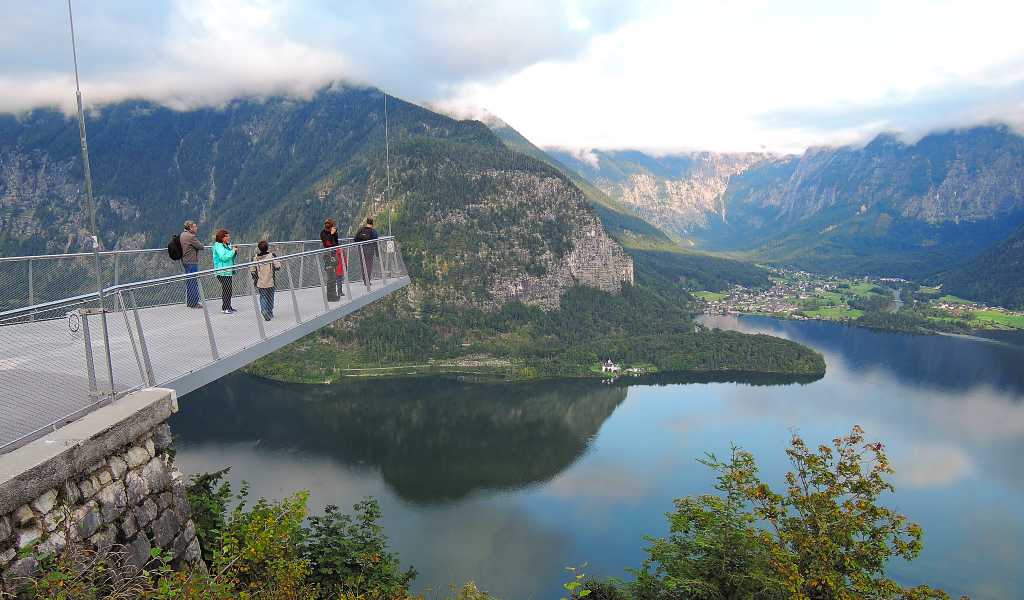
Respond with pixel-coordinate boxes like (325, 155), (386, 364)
(320, 219), (345, 300)
(353, 218), (379, 288)
(180, 220), (205, 308)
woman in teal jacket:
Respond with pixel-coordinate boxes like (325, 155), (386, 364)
(213, 229), (238, 314)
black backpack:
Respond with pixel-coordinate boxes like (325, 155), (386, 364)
(167, 234), (183, 261)
(354, 227), (374, 243)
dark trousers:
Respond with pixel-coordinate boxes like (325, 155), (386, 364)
(184, 263), (200, 306)
(218, 275), (233, 311)
(326, 267), (340, 301)
(361, 249), (375, 287)
(258, 287), (275, 319)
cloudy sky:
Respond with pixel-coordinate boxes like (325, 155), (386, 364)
(3, 0), (1023, 152)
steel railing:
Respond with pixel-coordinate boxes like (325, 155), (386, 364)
(0, 239), (337, 314)
(0, 237), (408, 454)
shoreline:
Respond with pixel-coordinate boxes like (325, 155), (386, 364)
(710, 309), (1022, 336)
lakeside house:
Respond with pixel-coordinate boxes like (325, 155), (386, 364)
(601, 359), (620, 373)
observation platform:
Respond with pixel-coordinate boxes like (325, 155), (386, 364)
(0, 238), (409, 454)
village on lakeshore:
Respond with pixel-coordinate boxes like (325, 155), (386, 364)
(695, 267), (1024, 331)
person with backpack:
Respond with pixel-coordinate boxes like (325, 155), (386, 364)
(178, 220), (205, 308)
(320, 219), (347, 300)
(249, 240), (282, 320)
(353, 218), (379, 288)
(212, 229), (238, 314)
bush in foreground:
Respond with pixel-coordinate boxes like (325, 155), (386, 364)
(593, 426), (958, 600)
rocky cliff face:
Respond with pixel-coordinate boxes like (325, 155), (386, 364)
(0, 88), (632, 311)
(548, 149), (768, 239)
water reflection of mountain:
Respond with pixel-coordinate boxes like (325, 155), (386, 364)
(172, 374), (627, 504)
(700, 315), (1024, 396)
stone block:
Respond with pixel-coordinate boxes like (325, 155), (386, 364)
(78, 476), (99, 499)
(88, 460), (106, 474)
(42, 509), (68, 533)
(74, 503), (101, 540)
(172, 488), (192, 524)
(15, 527), (40, 550)
(126, 534), (152, 570)
(89, 526), (117, 555)
(96, 481), (127, 524)
(151, 509), (180, 549)
(142, 458), (171, 494)
(3, 556), (39, 587)
(38, 531), (66, 556)
(171, 519), (197, 556)
(121, 512), (138, 539)
(157, 491), (172, 511)
(183, 537), (202, 565)
(125, 471), (149, 506)
(134, 499), (158, 528)
(12, 505), (34, 528)
(153, 423), (173, 451)
(144, 437), (156, 458)
(0, 516), (10, 542)
(31, 489), (58, 515)
(0, 547), (15, 564)
(107, 456), (128, 480)
(125, 446), (150, 469)
(96, 469), (113, 486)
(61, 480), (81, 505)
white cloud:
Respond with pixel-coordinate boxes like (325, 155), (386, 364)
(2, 0), (1023, 151)
(449, 0), (1024, 152)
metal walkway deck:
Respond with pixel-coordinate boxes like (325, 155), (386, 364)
(0, 239), (409, 454)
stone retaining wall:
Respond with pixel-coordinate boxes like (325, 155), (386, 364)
(0, 388), (202, 591)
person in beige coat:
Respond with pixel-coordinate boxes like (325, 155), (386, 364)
(249, 240), (282, 321)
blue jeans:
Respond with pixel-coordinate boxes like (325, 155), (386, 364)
(184, 263), (200, 306)
(258, 287), (275, 319)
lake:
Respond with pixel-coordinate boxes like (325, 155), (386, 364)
(171, 316), (1024, 599)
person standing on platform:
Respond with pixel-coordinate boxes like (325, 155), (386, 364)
(353, 218), (379, 288)
(212, 229), (238, 314)
(180, 220), (204, 308)
(320, 219), (343, 301)
(250, 240), (282, 320)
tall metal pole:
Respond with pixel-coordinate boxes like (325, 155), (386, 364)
(68, 0), (115, 396)
(384, 92), (392, 237)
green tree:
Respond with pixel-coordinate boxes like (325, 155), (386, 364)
(631, 426), (950, 600)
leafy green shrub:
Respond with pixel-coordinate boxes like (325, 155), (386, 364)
(212, 486), (314, 598)
(184, 468), (232, 564)
(301, 498), (416, 599)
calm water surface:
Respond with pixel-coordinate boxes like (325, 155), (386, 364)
(172, 316), (1024, 599)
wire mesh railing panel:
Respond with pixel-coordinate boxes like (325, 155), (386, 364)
(124, 279), (216, 385)
(99, 293), (148, 396)
(0, 295), (106, 453)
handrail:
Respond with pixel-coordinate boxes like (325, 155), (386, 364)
(104, 237), (394, 294)
(0, 239), (325, 263)
(0, 236), (395, 321)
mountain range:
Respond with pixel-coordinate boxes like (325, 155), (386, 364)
(0, 87), (632, 310)
(548, 127), (1024, 307)
(0, 86), (826, 378)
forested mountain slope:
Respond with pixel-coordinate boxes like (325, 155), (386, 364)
(937, 223), (1024, 310)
